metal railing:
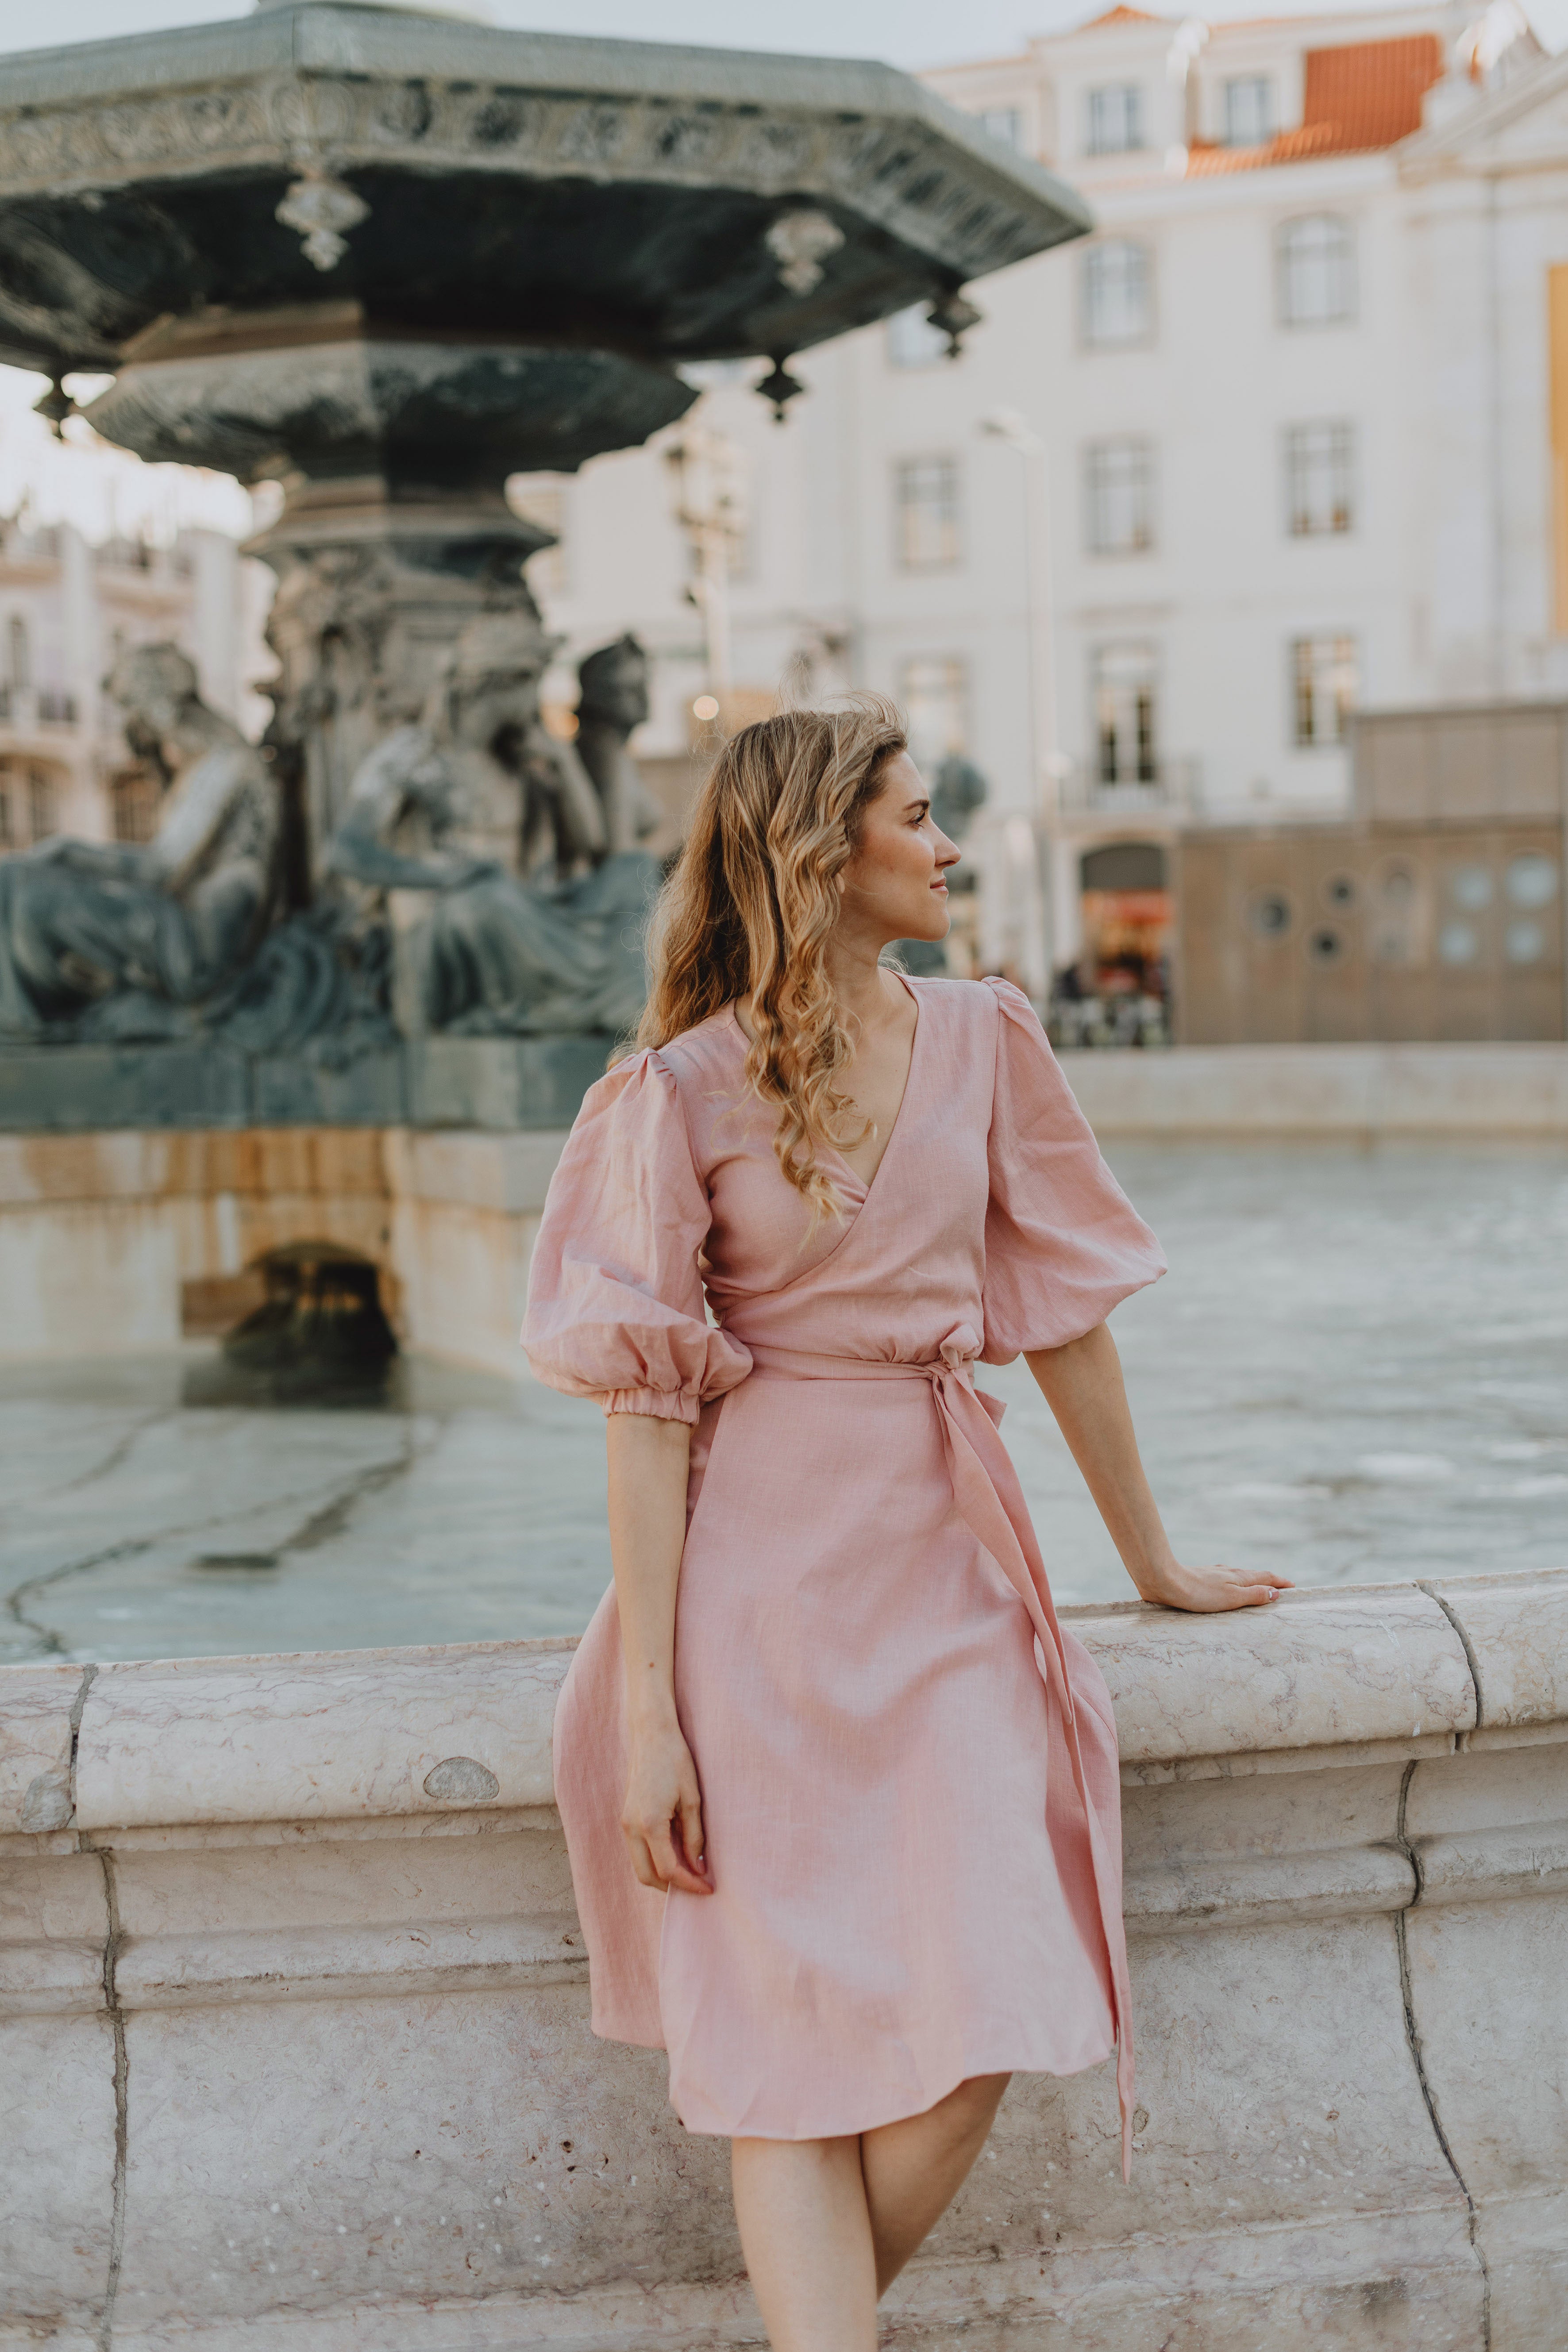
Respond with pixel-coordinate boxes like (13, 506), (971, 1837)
(0, 686), (80, 728)
(1053, 756), (1201, 819)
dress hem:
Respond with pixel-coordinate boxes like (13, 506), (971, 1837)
(588, 2017), (1121, 2141)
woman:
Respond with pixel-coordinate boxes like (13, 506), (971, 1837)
(524, 700), (1287, 2351)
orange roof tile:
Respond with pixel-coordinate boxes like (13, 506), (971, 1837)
(1185, 32), (1443, 174)
(1078, 5), (1168, 26)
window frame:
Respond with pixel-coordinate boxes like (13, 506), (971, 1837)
(1283, 420), (1358, 539)
(1276, 214), (1357, 330)
(898, 654), (971, 766)
(1080, 238), (1156, 351)
(1085, 82), (1144, 157)
(1090, 640), (1161, 785)
(1222, 74), (1275, 146)
(977, 106), (1024, 150)
(894, 454), (963, 574)
(1082, 436), (1156, 558)
(1289, 632), (1360, 748)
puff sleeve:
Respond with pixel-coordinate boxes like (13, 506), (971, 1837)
(980, 977), (1166, 1363)
(523, 1048), (752, 1422)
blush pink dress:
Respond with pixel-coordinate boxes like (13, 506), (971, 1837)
(523, 975), (1165, 2167)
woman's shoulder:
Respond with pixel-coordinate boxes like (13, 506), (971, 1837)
(655, 1003), (745, 1090)
(908, 973), (1028, 1027)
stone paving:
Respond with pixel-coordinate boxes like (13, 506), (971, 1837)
(3, 1143), (1564, 1668)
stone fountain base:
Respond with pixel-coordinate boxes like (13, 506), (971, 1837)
(3, 1571), (1565, 2350)
(0, 1038), (612, 1137)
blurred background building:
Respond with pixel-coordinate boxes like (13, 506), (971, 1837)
(2, 0), (1565, 1037)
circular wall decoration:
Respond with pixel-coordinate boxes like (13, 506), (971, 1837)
(1506, 853), (1558, 910)
(1248, 890), (1292, 939)
(1450, 864), (1493, 911)
(1505, 920), (1546, 965)
(1438, 920), (1479, 965)
(1322, 873), (1356, 909)
(1307, 925), (1344, 963)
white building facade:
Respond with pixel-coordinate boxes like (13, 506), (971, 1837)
(517, 0), (1568, 983)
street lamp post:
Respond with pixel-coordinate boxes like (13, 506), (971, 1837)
(980, 409), (1061, 994)
(664, 424), (750, 720)
(979, 408), (1057, 815)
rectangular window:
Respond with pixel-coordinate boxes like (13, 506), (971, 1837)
(507, 477), (570, 596)
(1086, 84), (1143, 155)
(1083, 439), (1155, 556)
(1284, 421), (1356, 536)
(978, 106), (1024, 148)
(1092, 643), (1159, 784)
(1223, 75), (1274, 145)
(27, 767), (56, 843)
(1081, 240), (1153, 348)
(895, 456), (962, 572)
(899, 657), (970, 766)
(1291, 634), (1359, 746)
(7, 614), (29, 691)
(886, 303), (949, 370)
(1277, 215), (1356, 327)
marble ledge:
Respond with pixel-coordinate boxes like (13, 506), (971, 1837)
(6, 1577), (1563, 1837)
(0, 1657), (88, 1836)
(1421, 1567), (1568, 1731)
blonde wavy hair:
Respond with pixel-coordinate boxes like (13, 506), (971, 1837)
(635, 696), (908, 1220)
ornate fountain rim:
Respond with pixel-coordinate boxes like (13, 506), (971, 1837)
(0, 3), (1092, 373)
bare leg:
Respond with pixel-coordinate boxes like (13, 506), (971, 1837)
(861, 2073), (1011, 2294)
(731, 2136), (878, 2352)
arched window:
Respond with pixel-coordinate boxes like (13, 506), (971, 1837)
(1081, 241), (1153, 348)
(1277, 216), (1356, 327)
(7, 614), (28, 691)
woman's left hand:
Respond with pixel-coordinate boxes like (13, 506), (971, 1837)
(1133, 1559), (1293, 1613)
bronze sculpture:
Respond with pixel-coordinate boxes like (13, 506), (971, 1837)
(0, 646), (280, 1040)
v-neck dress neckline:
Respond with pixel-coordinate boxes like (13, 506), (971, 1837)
(729, 973), (923, 1209)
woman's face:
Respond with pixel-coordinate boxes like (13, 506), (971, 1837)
(836, 750), (960, 947)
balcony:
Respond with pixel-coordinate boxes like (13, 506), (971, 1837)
(1053, 756), (1200, 824)
(0, 686), (81, 729)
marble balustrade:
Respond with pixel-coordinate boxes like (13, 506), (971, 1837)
(2, 1569), (1566, 2351)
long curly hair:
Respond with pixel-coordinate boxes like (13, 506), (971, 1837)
(635, 696), (908, 1220)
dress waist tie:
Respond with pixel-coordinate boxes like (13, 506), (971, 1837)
(741, 1333), (1135, 2182)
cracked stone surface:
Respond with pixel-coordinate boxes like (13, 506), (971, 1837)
(2, 1144), (1564, 1667)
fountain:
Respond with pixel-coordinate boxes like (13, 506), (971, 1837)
(0, 0), (1090, 1133)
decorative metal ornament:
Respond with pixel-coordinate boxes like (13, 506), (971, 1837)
(32, 378), (74, 436)
(764, 209), (845, 296)
(928, 289), (984, 357)
(757, 359), (805, 423)
(276, 173), (371, 272)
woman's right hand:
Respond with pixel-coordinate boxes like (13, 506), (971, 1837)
(620, 1721), (714, 1895)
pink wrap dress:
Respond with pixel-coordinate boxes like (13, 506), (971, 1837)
(523, 975), (1165, 2163)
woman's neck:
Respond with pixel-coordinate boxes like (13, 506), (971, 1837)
(823, 930), (902, 1041)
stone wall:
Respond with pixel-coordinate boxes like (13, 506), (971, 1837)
(3, 1571), (1565, 2349)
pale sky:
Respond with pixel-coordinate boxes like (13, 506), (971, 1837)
(4, 0), (1564, 69)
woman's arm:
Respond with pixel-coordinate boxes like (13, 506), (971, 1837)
(1026, 1321), (1290, 1613)
(605, 1413), (714, 1894)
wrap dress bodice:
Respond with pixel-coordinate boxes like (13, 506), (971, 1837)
(524, 975), (1166, 2165)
